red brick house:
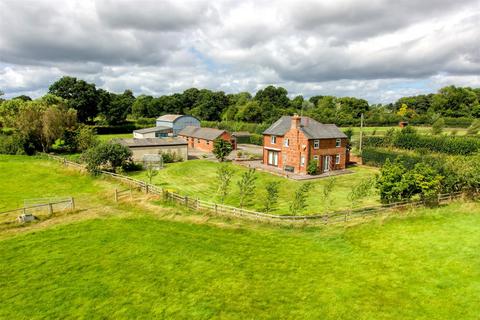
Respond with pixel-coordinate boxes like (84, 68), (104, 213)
(263, 115), (348, 174)
(179, 126), (236, 153)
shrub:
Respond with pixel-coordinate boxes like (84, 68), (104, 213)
(213, 138), (233, 162)
(290, 183), (312, 215)
(307, 159), (319, 175)
(431, 118), (445, 135)
(0, 134), (28, 155)
(249, 134), (263, 145)
(467, 119), (480, 135)
(161, 151), (183, 163)
(82, 142), (133, 174)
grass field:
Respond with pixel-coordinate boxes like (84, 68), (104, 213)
(97, 133), (132, 142)
(129, 160), (380, 215)
(1, 201), (480, 319)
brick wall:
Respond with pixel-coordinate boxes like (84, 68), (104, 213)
(180, 132), (234, 153)
(263, 134), (284, 167)
(309, 138), (348, 171)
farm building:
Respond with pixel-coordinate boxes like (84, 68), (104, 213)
(115, 137), (188, 162)
(178, 126), (236, 153)
(133, 126), (172, 139)
(155, 114), (200, 136)
(263, 115), (348, 174)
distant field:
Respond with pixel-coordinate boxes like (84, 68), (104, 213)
(129, 159), (379, 215)
(97, 133), (132, 142)
(1, 201), (480, 319)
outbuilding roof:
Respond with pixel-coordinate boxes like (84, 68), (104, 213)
(114, 137), (187, 148)
(133, 126), (172, 134)
(263, 116), (347, 139)
(178, 126), (227, 141)
(156, 114), (199, 122)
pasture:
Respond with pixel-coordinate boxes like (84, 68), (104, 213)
(1, 201), (480, 319)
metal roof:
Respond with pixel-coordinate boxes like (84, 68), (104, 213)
(178, 126), (226, 141)
(114, 137), (187, 148)
(133, 126), (172, 134)
(263, 116), (347, 139)
(156, 114), (199, 122)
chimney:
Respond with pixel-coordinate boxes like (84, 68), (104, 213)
(291, 114), (301, 129)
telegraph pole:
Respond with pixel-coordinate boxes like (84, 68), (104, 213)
(359, 113), (364, 154)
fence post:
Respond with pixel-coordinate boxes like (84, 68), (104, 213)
(48, 203), (53, 215)
(196, 198), (199, 210)
(70, 197), (75, 210)
(114, 189), (118, 203)
(130, 189), (133, 199)
(214, 203), (218, 214)
(185, 196), (189, 207)
(145, 183), (149, 194)
(23, 207), (26, 215)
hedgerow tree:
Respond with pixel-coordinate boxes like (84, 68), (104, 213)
(431, 117), (445, 135)
(216, 164), (234, 203)
(290, 182), (312, 215)
(321, 178), (336, 212)
(237, 168), (257, 208)
(348, 179), (373, 210)
(82, 142), (132, 174)
(145, 162), (159, 184)
(213, 138), (233, 162)
(262, 181), (280, 213)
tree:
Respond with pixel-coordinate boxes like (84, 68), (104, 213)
(321, 178), (336, 212)
(145, 162), (159, 184)
(212, 138), (233, 162)
(82, 142), (132, 174)
(467, 119), (480, 135)
(48, 76), (99, 122)
(41, 105), (77, 152)
(76, 125), (99, 152)
(348, 179), (373, 209)
(216, 164), (234, 203)
(262, 181), (280, 213)
(290, 183), (312, 215)
(431, 117), (445, 135)
(237, 168), (257, 208)
(99, 89), (135, 125)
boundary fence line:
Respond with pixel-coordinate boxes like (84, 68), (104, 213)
(0, 198), (75, 217)
(43, 153), (471, 225)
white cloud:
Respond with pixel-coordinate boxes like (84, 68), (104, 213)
(0, 0), (479, 102)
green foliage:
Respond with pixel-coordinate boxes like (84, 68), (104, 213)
(237, 168), (257, 208)
(262, 181), (280, 213)
(375, 159), (443, 203)
(307, 159), (319, 175)
(161, 151), (183, 163)
(212, 138), (233, 162)
(145, 162), (159, 184)
(467, 119), (480, 135)
(76, 125), (99, 152)
(82, 142), (132, 174)
(0, 134), (29, 155)
(216, 164), (234, 203)
(431, 117), (445, 135)
(348, 179), (374, 208)
(321, 178), (336, 211)
(290, 183), (312, 215)
(48, 76), (99, 122)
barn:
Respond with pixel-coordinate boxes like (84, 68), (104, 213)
(155, 114), (200, 136)
(133, 126), (172, 139)
(115, 137), (188, 162)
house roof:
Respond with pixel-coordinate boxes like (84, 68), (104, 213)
(114, 137), (187, 148)
(263, 116), (347, 139)
(133, 126), (172, 134)
(156, 114), (184, 122)
(178, 126), (226, 141)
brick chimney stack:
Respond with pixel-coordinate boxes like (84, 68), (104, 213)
(291, 114), (301, 129)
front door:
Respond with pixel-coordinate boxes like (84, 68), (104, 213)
(268, 150), (279, 166)
(323, 155), (331, 172)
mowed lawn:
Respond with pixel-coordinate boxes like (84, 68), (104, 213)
(129, 160), (379, 215)
(1, 202), (480, 319)
(97, 133), (132, 142)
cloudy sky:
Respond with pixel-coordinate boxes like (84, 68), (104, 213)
(1, 0), (479, 103)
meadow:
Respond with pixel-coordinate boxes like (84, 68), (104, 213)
(1, 201), (480, 319)
(129, 160), (380, 215)
(1, 155), (480, 319)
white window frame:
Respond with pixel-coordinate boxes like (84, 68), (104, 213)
(300, 155), (305, 167)
(271, 136), (277, 144)
(313, 155), (319, 161)
(313, 140), (320, 149)
(335, 154), (341, 164)
(336, 139), (341, 147)
(284, 138), (289, 147)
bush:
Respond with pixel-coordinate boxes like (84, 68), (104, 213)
(307, 159), (319, 175)
(94, 123), (139, 134)
(431, 118), (445, 135)
(0, 134), (28, 155)
(161, 151), (183, 163)
(249, 134), (263, 145)
(467, 119), (480, 135)
(82, 142), (133, 174)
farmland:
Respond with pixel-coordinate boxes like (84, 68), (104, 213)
(129, 159), (380, 215)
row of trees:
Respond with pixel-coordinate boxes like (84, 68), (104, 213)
(3, 76), (478, 130)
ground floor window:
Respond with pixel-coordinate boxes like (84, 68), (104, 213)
(300, 155), (305, 167)
(313, 155), (319, 161)
(267, 150), (279, 166)
(335, 154), (340, 164)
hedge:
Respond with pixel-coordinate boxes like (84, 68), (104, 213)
(363, 132), (480, 156)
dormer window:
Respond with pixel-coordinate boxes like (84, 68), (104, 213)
(313, 140), (320, 149)
(271, 136), (277, 144)
(336, 139), (341, 147)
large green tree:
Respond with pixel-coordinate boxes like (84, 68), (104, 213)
(48, 76), (99, 122)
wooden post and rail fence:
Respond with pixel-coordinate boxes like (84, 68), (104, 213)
(35, 153), (475, 225)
